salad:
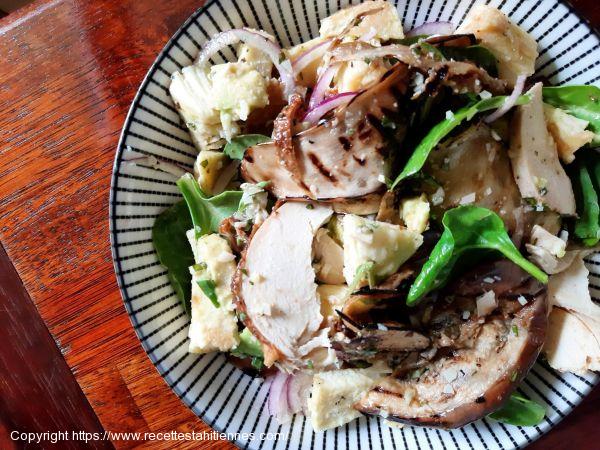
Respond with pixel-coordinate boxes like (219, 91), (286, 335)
(144, 1), (600, 432)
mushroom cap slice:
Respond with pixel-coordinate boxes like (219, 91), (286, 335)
(241, 64), (410, 199)
(355, 293), (547, 428)
(233, 201), (333, 368)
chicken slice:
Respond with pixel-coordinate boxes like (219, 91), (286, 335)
(509, 83), (576, 215)
(233, 202), (333, 368)
(544, 307), (600, 374)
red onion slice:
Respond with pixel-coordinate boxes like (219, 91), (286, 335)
(292, 39), (332, 76)
(267, 371), (291, 422)
(196, 28), (296, 99)
(123, 148), (189, 178)
(484, 74), (527, 123)
(406, 21), (455, 37)
(308, 65), (338, 110)
(286, 372), (313, 414)
(303, 91), (358, 125)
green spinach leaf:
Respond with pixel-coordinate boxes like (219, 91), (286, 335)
(390, 94), (532, 189)
(177, 173), (243, 238)
(438, 45), (498, 77)
(542, 85), (600, 145)
(488, 394), (545, 426)
(152, 201), (195, 314)
(407, 206), (548, 305)
(223, 134), (271, 160)
(572, 157), (600, 246)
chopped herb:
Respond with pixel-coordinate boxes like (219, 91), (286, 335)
(512, 325), (519, 336)
(241, 268), (248, 276)
(200, 159), (208, 168)
(510, 371), (518, 382)
(186, 122), (197, 130)
(364, 57), (372, 64)
(306, 204), (314, 209)
(236, 236), (246, 247)
(349, 261), (376, 293)
(197, 279), (219, 307)
(256, 180), (271, 189)
(238, 312), (247, 322)
(306, 360), (314, 369)
(251, 356), (264, 370)
(193, 262), (207, 272)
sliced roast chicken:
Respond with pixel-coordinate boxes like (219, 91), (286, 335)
(241, 63), (410, 199)
(233, 201), (335, 369)
(509, 83), (576, 215)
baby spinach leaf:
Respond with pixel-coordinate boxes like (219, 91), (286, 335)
(438, 45), (498, 77)
(152, 200), (194, 314)
(488, 394), (545, 426)
(407, 206), (548, 305)
(177, 173), (243, 238)
(542, 85), (600, 145)
(197, 279), (219, 307)
(223, 134), (271, 160)
(571, 157), (600, 246)
(390, 94), (532, 189)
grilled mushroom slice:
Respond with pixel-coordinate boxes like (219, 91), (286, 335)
(233, 201), (333, 368)
(241, 63), (410, 199)
(355, 292), (547, 428)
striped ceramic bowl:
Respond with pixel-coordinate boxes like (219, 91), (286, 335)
(110, 0), (600, 448)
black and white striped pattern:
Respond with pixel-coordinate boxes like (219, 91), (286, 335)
(109, 1), (600, 448)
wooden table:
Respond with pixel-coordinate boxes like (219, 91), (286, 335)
(0, 0), (598, 449)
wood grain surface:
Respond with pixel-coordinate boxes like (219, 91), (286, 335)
(0, 0), (597, 449)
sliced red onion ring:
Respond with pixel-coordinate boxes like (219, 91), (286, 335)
(196, 28), (296, 99)
(303, 91), (358, 125)
(123, 148), (189, 178)
(286, 372), (313, 414)
(308, 65), (338, 110)
(292, 39), (332, 75)
(406, 21), (455, 37)
(267, 371), (292, 423)
(484, 74), (527, 123)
